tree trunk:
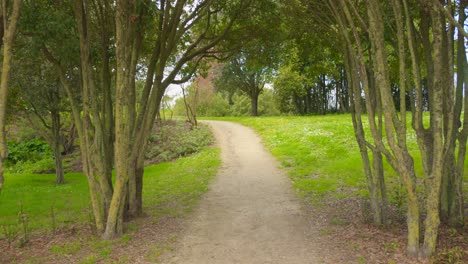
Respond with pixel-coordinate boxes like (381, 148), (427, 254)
(367, 0), (421, 255)
(421, 4), (447, 257)
(0, 0), (21, 192)
(448, 0), (467, 227)
(251, 92), (259, 116)
(51, 107), (65, 185)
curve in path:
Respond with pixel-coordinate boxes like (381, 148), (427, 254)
(164, 121), (320, 264)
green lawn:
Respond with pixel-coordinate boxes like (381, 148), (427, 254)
(0, 147), (220, 236)
(210, 115), (467, 205)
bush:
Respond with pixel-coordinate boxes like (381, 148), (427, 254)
(6, 139), (52, 165)
(5, 138), (55, 174)
(145, 121), (213, 164)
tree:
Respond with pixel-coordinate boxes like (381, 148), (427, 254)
(272, 42), (347, 115)
(25, 0), (260, 239)
(323, 0), (468, 257)
(0, 0), (22, 192)
(214, 52), (271, 116)
(10, 57), (74, 184)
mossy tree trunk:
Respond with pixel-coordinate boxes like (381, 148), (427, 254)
(330, 0), (462, 257)
(0, 0), (22, 192)
(440, 0), (466, 227)
(333, 0), (388, 227)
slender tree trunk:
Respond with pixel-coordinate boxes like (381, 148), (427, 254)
(0, 0), (21, 192)
(51, 107), (64, 184)
(448, 0), (467, 227)
(335, 1), (388, 227)
(421, 4), (447, 257)
(367, 0), (420, 255)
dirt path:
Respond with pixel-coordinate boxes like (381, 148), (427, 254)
(164, 121), (321, 264)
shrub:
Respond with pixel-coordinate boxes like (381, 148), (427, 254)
(145, 121), (213, 164)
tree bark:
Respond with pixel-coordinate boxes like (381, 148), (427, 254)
(367, 0), (420, 255)
(251, 91), (259, 116)
(51, 103), (65, 185)
(421, 3), (448, 257)
(0, 0), (22, 192)
(334, 1), (387, 226)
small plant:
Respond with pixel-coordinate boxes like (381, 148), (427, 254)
(384, 242), (399, 254)
(2, 224), (18, 248)
(17, 202), (29, 247)
(120, 234), (133, 245)
(79, 255), (97, 264)
(125, 223), (139, 231)
(50, 241), (82, 255)
(50, 205), (56, 234)
(99, 247), (112, 258)
(145, 244), (171, 263)
(433, 246), (464, 264)
(330, 217), (348, 226)
(356, 257), (367, 263)
(319, 228), (333, 236)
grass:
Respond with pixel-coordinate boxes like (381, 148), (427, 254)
(0, 172), (91, 232)
(0, 147), (220, 236)
(209, 115), (468, 205)
(209, 115), (372, 201)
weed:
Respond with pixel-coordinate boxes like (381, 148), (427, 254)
(146, 243), (172, 263)
(330, 217), (348, 226)
(23, 257), (45, 264)
(433, 246), (464, 264)
(106, 255), (129, 264)
(347, 242), (360, 250)
(319, 228), (333, 236)
(99, 247), (112, 258)
(50, 241), (82, 255)
(79, 254), (98, 264)
(356, 257), (367, 263)
(17, 202), (29, 247)
(2, 224), (18, 248)
(125, 223), (138, 231)
(120, 234), (133, 245)
(384, 242), (399, 254)
(90, 238), (112, 251)
(50, 205), (56, 234)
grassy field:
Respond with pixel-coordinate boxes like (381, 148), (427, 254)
(0, 147), (220, 236)
(210, 115), (467, 207)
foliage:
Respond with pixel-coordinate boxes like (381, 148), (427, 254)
(272, 41), (347, 115)
(5, 139), (54, 174)
(174, 89), (280, 117)
(145, 121), (214, 163)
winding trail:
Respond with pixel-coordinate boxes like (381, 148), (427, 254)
(164, 121), (320, 264)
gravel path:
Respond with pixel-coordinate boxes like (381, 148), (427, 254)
(164, 121), (320, 264)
